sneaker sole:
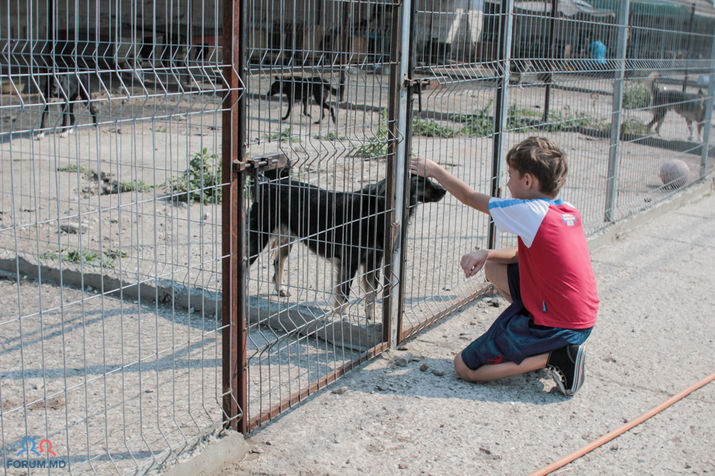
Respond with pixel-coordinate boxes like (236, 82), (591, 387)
(566, 346), (585, 396)
(549, 345), (586, 396)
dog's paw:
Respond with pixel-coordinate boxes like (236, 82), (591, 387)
(59, 129), (74, 138)
(34, 132), (45, 141)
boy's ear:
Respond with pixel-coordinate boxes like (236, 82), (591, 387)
(524, 172), (540, 190)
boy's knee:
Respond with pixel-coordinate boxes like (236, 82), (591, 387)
(454, 353), (474, 381)
(484, 260), (499, 284)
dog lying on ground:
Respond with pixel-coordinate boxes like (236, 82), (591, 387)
(248, 166), (446, 319)
(645, 73), (706, 142)
(266, 76), (338, 123)
(36, 72), (98, 139)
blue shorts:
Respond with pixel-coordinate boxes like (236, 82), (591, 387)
(461, 263), (592, 370)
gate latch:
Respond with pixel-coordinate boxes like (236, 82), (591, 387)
(233, 152), (289, 173)
(403, 78), (433, 112)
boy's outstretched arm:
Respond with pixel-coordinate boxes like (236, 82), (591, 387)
(411, 157), (490, 214)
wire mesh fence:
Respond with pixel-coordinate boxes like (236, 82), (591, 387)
(1, 0), (714, 473)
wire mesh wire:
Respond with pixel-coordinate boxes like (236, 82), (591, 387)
(1, 1), (234, 473)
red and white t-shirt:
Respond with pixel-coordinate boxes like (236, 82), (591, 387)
(488, 197), (599, 329)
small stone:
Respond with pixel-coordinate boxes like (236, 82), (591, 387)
(398, 463), (408, 469)
(265, 441), (273, 446)
(397, 345), (408, 351)
(394, 358), (408, 367)
(376, 385), (388, 391)
(250, 447), (264, 454)
(419, 363), (429, 372)
(431, 369), (445, 377)
(331, 387), (348, 395)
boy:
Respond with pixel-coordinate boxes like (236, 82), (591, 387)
(410, 137), (598, 396)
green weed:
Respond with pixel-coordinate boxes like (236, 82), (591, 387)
(353, 110), (389, 158)
(120, 180), (154, 193)
(167, 148), (222, 204)
(622, 82), (652, 109)
(412, 118), (457, 138)
(41, 248), (127, 268)
(264, 128), (300, 143)
(315, 132), (348, 141)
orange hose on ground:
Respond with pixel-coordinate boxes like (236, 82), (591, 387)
(530, 372), (715, 476)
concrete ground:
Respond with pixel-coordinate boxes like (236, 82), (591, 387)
(168, 183), (715, 476)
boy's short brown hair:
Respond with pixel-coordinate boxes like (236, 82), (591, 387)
(506, 136), (567, 197)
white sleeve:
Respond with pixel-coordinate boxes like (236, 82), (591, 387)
(488, 198), (550, 247)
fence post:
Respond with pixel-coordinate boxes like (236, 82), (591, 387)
(488, 0), (514, 250)
(543, 0), (559, 123)
(604, 0), (630, 223)
(222, 0), (248, 434)
(384, 0), (413, 347)
(700, 28), (715, 179)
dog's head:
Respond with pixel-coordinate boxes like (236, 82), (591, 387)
(266, 77), (282, 100)
(408, 174), (446, 205)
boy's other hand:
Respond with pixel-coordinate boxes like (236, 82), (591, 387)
(460, 249), (489, 278)
(410, 157), (441, 178)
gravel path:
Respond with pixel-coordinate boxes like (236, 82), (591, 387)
(215, 189), (715, 476)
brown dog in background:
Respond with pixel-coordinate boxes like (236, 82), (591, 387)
(645, 73), (706, 142)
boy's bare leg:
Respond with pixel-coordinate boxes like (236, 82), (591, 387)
(484, 261), (512, 303)
(453, 352), (548, 382)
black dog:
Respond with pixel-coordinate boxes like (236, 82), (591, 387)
(248, 167), (446, 319)
(37, 73), (98, 139)
(266, 76), (338, 123)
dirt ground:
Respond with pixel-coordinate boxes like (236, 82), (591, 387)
(213, 188), (715, 476)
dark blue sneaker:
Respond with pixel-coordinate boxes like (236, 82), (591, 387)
(546, 344), (585, 396)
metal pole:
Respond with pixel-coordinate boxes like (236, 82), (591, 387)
(683, 3), (696, 93)
(488, 0), (514, 250)
(700, 27), (715, 179)
(393, 0), (418, 346)
(543, 0), (559, 123)
(221, 0), (247, 434)
(383, 0), (410, 348)
(604, 0), (630, 223)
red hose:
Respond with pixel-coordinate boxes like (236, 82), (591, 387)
(530, 372), (715, 476)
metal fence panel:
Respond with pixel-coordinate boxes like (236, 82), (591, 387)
(1, 0), (237, 473)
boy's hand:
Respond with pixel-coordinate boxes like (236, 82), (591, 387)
(410, 157), (441, 178)
(460, 249), (489, 278)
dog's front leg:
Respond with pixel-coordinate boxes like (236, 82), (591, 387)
(271, 234), (292, 297)
(332, 258), (355, 315)
(362, 265), (380, 321)
(687, 120), (695, 142)
(36, 105), (50, 140)
(59, 102), (74, 137)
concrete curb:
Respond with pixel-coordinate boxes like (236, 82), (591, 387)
(161, 431), (249, 476)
